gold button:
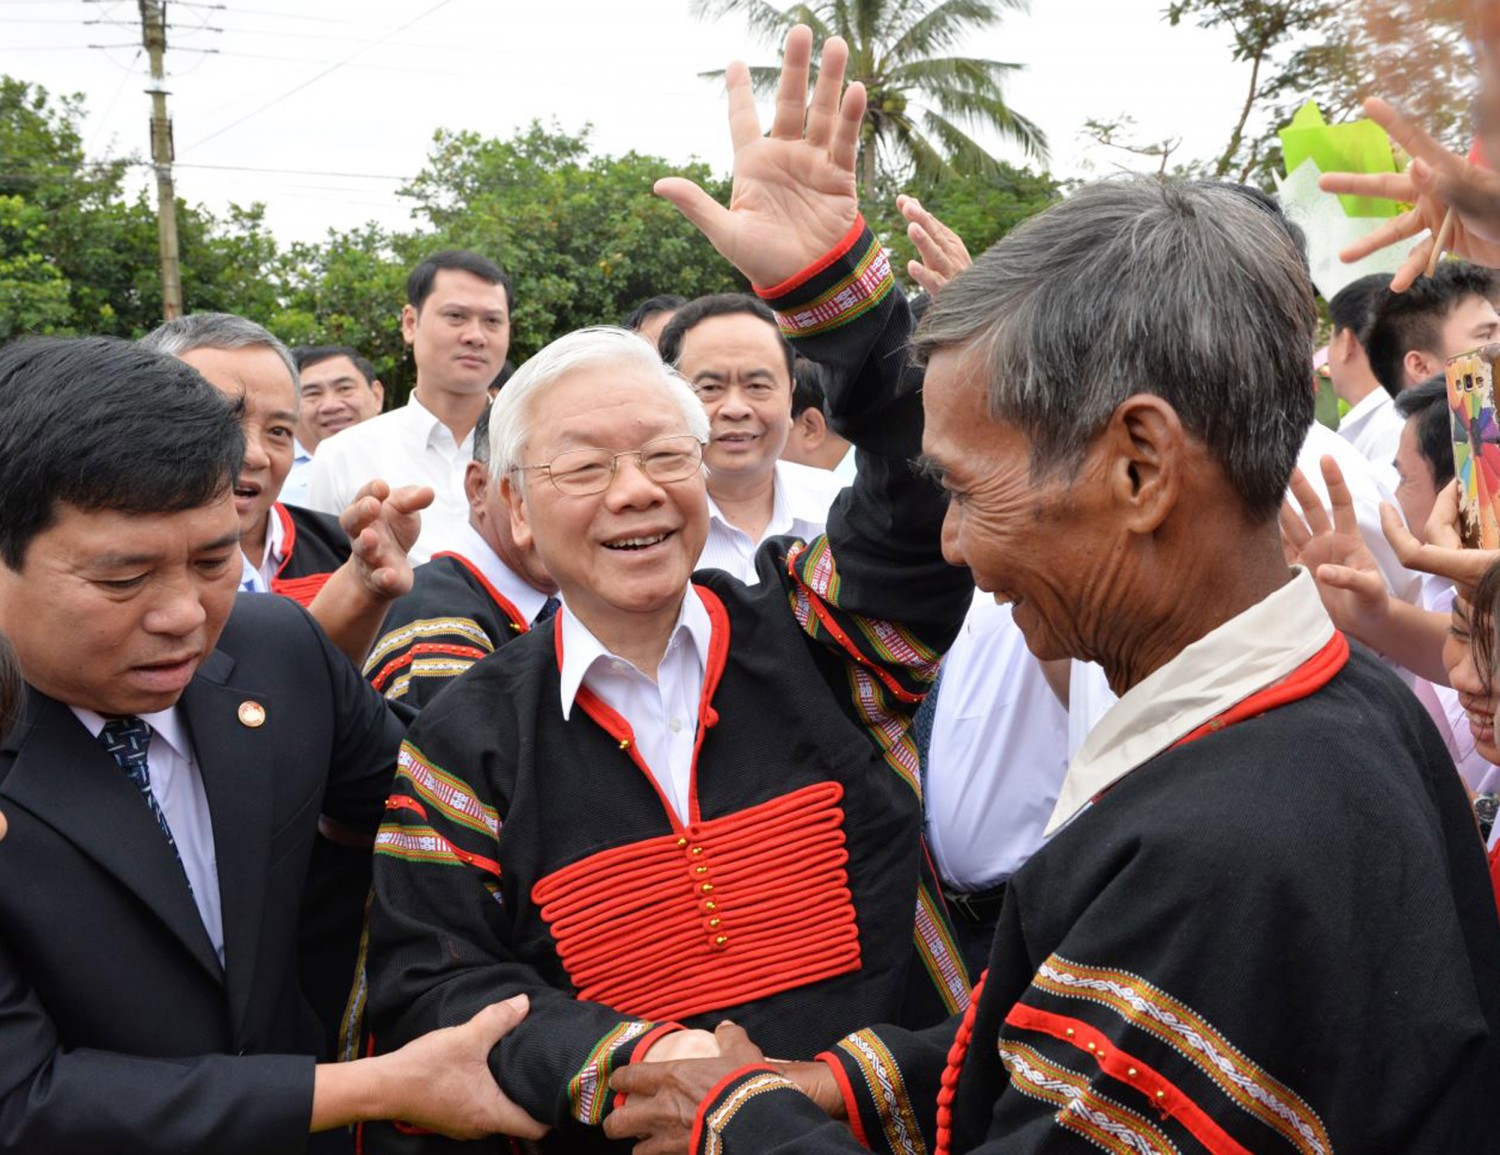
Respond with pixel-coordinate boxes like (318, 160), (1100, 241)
(1155, 1091), (1166, 1101)
(690, 845), (703, 856)
(708, 916), (721, 928)
(700, 883), (714, 894)
(703, 900), (717, 912)
(676, 837), (688, 848)
(238, 701), (266, 728)
(714, 935), (728, 947)
(1127, 1067), (1137, 1077)
(694, 865), (707, 875)
(1064, 1028), (1074, 1038)
(1096, 1051), (1106, 1060)
(1086, 1042), (1096, 1052)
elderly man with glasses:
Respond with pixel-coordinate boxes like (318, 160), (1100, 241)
(359, 34), (975, 1154)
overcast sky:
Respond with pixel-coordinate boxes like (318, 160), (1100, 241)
(3, 0), (1263, 244)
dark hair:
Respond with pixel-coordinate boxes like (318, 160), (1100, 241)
(1328, 273), (1394, 345)
(406, 249), (512, 313)
(0, 337), (244, 569)
(472, 399), (492, 465)
(1366, 261), (1498, 398)
(657, 293), (794, 380)
(791, 356), (829, 419)
(915, 178), (1318, 523)
(0, 631), (21, 739)
(293, 344), (379, 387)
(623, 294), (687, 331)
(1393, 373), (1456, 489)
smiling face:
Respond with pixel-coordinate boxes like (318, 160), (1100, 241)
(502, 364), (708, 645)
(0, 498), (241, 715)
(676, 312), (793, 491)
(1444, 595), (1500, 762)
(403, 269), (511, 401)
(177, 345), (298, 552)
(298, 354), (383, 447)
(921, 345), (1123, 663)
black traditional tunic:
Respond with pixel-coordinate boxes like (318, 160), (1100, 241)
(363, 221), (975, 1152)
(270, 501), (350, 604)
(689, 640), (1500, 1155)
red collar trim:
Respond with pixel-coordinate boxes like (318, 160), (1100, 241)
(271, 502), (297, 579)
(430, 550), (530, 633)
(1173, 631), (1350, 749)
(553, 585), (729, 832)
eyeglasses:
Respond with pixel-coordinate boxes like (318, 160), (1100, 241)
(512, 434), (705, 496)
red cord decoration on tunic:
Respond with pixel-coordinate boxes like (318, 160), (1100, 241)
(532, 780), (861, 1022)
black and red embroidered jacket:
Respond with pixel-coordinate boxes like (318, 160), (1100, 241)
(688, 642), (1500, 1155)
(362, 222), (977, 1152)
(268, 501), (350, 605)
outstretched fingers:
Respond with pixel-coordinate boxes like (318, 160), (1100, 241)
(829, 79), (866, 176)
(804, 34), (847, 148)
(725, 60), (763, 153)
(770, 25), (815, 140)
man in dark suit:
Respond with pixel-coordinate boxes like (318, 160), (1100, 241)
(0, 337), (544, 1154)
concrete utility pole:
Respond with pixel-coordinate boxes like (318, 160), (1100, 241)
(139, 0), (182, 319)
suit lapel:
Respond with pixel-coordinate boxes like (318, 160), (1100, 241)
(0, 688), (223, 981)
(180, 647), (275, 1039)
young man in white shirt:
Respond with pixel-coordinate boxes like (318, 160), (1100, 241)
(307, 251), (512, 562)
(659, 294), (844, 584)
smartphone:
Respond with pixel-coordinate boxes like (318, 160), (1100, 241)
(1447, 343), (1500, 549)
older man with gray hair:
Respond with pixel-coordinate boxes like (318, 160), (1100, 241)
(602, 28), (1500, 1155)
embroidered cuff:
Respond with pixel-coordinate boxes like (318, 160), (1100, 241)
(758, 218), (895, 340)
(566, 1019), (658, 1125)
(826, 1029), (932, 1155)
(689, 1064), (799, 1155)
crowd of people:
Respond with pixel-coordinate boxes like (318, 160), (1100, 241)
(3, 15), (1500, 1155)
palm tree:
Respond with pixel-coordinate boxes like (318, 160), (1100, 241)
(692, 0), (1047, 192)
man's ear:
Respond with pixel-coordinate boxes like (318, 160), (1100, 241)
(464, 461), (489, 521)
(1105, 394), (1185, 535)
(370, 378), (386, 409)
(500, 473), (534, 552)
(400, 305), (418, 347)
(1406, 348), (1442, 386)
(1329, 327), (1354, 363)
(796, 407), (827, 451)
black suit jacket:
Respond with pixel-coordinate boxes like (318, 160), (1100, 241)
(0, 594), (405, 1154)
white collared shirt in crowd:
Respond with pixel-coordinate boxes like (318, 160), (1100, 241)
(70, 706), (225, 964)
(1336, 389), (1405, 488)
(557, 589), (713, 825)
(923, 594), (1070, 892)
(239, 506), (288, 594)
(1050, 568), (1333, 837)
(279, 440), (314, 508)
(305, 393), (473, 564)
(698, 459), (846, 585)
(445, 520), (553, 626)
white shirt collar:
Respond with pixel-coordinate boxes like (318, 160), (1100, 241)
(705, 461), (831, 541)
(556, 587), (714, 721)
(1339, 387), (1394, 432)
(240, 505), (289, 592)
(447, 520), (551, 625)
(1045, 568), (1334, 837)
(71, 704), (194, 762)
(403, 391), (474, 455)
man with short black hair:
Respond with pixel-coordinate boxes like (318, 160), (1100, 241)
(286, 346), (385, 506)
(1328, 273), (1404, 474)
(308, 250), (513, 561)
(659, 293), (844, 584)
(0, 336), (544, 1154)
(781, 355), (856, 483)
(1366, 260), (1500, 396)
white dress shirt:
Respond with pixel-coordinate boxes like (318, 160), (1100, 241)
(1336, 389), (1405, 485)
(698, 460), (845, 585)
(1298, 421), (1421, 605)
(445, 520), (552, 625)
(279, 440), (314, 508)
(1049, 569), (1334, 837)
(239, 505), (288, 593)
(71, 706), (225, 963)
(305, 393), (473, 564)
(924, 596), (1071, 891)
(557, 589), (713, 824)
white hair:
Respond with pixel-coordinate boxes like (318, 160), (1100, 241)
(489, 326), (709, 479)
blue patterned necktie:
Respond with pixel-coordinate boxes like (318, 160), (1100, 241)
(98, 716), (189, 879)
(532, 595), (561, 626)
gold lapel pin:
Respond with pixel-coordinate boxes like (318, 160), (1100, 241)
(238, 701), (266, 728)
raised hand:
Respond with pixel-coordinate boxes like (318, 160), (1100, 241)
(898, 193), (972, 296)
(1319, 98), (1500, 291)
(341, 479), (434, 600)
(1281, 458), (1392, 638)
(654, 25), (867, 289)
(1382, 479), (1500, 592)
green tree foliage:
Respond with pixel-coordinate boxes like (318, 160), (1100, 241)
(691, 0), (1046, 191)
(1165, 0), (1471, 185)
(401, 122), (747, 363)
